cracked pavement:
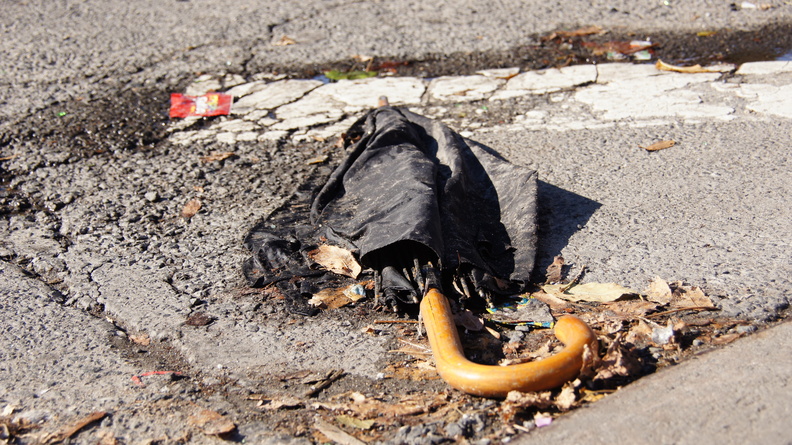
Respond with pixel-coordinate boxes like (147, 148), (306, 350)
(1, 0), (792, 443)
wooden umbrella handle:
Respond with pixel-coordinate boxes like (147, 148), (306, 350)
(420, 288), (598, 398)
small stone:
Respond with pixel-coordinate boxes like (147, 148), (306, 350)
(736, 325), (757, 335)
(144, 192), (158, 202)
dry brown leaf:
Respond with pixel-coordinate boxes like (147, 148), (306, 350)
(530, 291), (568, 311)
(128, 333), (151, 346)
(95, 429), (118, 445)
(308, 245), (361, 278)
(199, 152), (235, 163)
(274, 35), (297, 46)
(602, 299), (659, 317)
(640, 140), (676, 151)
(593, 334), (644, 381)
(669, 282), (715, 309)
(542, 282), (638, 303)
(335, 415), (375, 430)
(545, 255), (565, 283)
(187, 409), (235, 436)
(454, 309), (484, 331)
(261, 396), (304, 410)
(314, 419), (366, 445)
(655, 59), (717, 73)
(181, 198), (201, 218)
(45, 412), (107, 443)
(500, 391), (555, 422)
(645, 276), (673, 304)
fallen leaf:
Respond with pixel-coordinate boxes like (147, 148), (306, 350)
(500, 391), (555, 422)
(128, 333), (151, 346)
(199, 152), (235, 163)
(542, 282), (638, 303)
(314, 419), (366, 445)
(593, 334), (644, 381)
(530, 291), (568, 311)
(645, 276), (673, 304)
(274, 35), (297, 46)
(306, 155), (329, 165)
(640, 140), (676, 151)
(188, 409), (235, 436)
(669, 282), (715, 309)
(602, 299), (659, 317)
(545, 255), (565, 283)
(308, 245), (361, 278)
(454, 309), (484, 331)
(261, 397), (304, 410)
(181, 198), (201, 218)
(45, 412), (107, 443)
(335, 415), (375, 430)
(95, 429), (118, 445)
(655, 59), (718, 73)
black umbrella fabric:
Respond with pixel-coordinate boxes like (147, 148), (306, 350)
(243, 106), (537, 310)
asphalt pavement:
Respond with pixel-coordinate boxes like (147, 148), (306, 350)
(1, 1), (791, 444)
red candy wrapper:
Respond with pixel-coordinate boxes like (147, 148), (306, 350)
(169, 92), (232, 118)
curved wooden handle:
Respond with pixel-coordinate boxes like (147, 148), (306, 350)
(421, 288), (598, 398)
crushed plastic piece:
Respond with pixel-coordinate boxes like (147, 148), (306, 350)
(170, 93), (232, 118)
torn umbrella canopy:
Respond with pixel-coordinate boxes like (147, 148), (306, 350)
(243, 106), (537, 311)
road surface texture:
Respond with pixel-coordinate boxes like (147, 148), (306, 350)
(1, 1), (791, 443)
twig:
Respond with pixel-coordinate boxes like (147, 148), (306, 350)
(304, 369), (344, 398)
(647, 306), (718, 318)
(45, 411), (107, 443)
(559, 264), (587, 292)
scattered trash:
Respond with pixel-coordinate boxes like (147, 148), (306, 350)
(541, 282), (638, 303)
(307, 245), (362, 278)
(187, 409), (236, 436)
(324, 70), (378, 81)
(181, 198), (202, 218)
(655, 59), (718, 74)
(651, 320), (676, 345)
(581, 40), (656, 61)
(640, 139), (676, 151)
(534, 414), (554, 428)
(169, 93), (232, 118)
(485, 297), (554, 327)
(131, 371), (184, 387)
(309, 282), (370, 309)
